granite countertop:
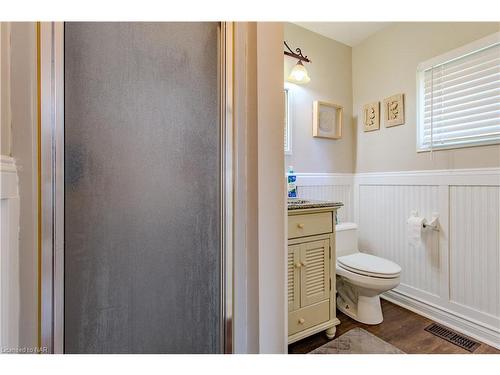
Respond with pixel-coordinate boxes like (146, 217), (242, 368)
(287, 198), (344, 210)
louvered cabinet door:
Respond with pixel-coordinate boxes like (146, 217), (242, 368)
(288, 245), (301, 312)
(300, 239), (330, 307)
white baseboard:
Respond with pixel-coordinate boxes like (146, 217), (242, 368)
(382, 290), (500, 350)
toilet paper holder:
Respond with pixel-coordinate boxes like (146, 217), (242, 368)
(410, 210), (440, 231)
(423, 216), (439, 231)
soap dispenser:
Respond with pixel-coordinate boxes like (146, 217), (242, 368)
(287, 166), (297, 198)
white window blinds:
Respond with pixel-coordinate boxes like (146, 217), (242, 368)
(417, 33), (500, 151)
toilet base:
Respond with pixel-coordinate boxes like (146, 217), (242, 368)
(337, 293), (383, 325)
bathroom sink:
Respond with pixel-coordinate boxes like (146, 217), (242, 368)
(287, 198), (343, 210)
(288, 199), (312, 205)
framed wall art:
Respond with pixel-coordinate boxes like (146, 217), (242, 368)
(363, 101), (380, 132)
(312, 100), (343, 139)
(383, 93), (405, 127)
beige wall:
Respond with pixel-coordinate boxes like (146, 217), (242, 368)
(284, 23), (354, 173)
(353, 22), (500, 172)
(1, 23), (11, 156)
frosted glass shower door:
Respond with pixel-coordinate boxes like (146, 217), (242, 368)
(64, 23), (222, 353)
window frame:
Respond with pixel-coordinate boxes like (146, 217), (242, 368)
(416, 32), (500, 152)
(284, 86), (292, 155)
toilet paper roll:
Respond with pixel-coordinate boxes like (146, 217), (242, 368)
(407, 216), (424, 247)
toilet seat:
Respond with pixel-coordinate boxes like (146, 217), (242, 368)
(337, 253), (401, 279)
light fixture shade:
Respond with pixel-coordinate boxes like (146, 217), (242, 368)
(288, 60), (310, 84)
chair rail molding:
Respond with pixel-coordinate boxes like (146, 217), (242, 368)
(0, 156), (17, 193)
(354, 167), (500, 186)
(291, 172), (355, 186)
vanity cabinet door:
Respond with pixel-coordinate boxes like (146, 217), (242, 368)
(300, 239), (330, 307)
(288, 245), (301, 312)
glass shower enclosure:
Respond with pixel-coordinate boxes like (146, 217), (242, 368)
(38, 22), (233, 354)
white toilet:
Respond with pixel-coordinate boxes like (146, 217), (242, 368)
(335, 223), (401, 325)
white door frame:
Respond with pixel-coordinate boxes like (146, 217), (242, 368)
(38, 21), (235, 354)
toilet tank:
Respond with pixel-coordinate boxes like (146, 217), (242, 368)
(335, 222), (359, 258)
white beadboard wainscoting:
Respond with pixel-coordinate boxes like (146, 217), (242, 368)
(294, 173), (354, 223)
(0, 156), (20, 350)
(295, 168), (500, 348)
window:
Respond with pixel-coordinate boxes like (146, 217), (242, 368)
(284, 88), (292, 154)
(417, 32), (500, 151)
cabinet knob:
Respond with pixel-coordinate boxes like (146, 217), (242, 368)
(297, 223), (305, 229)
(298, 318), (305, 324)
(300, 261), (307, 267)
(295, 262), (302, 268)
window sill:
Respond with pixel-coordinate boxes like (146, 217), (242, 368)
(417, 139), (500, 153)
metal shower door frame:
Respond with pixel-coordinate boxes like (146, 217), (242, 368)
(38, 21), (234, 354)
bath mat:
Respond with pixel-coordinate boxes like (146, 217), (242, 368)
(309, 328), (405, 354)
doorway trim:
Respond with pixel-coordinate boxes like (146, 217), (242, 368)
(220, 22), (235, 354)
(38, 22), (235, 354)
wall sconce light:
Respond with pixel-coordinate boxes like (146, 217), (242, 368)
(284, 41), (311, 84)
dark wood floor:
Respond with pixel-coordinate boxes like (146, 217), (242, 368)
(288, 299), (500, 354)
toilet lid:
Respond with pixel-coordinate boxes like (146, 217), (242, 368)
(337, 253), (401, 278)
